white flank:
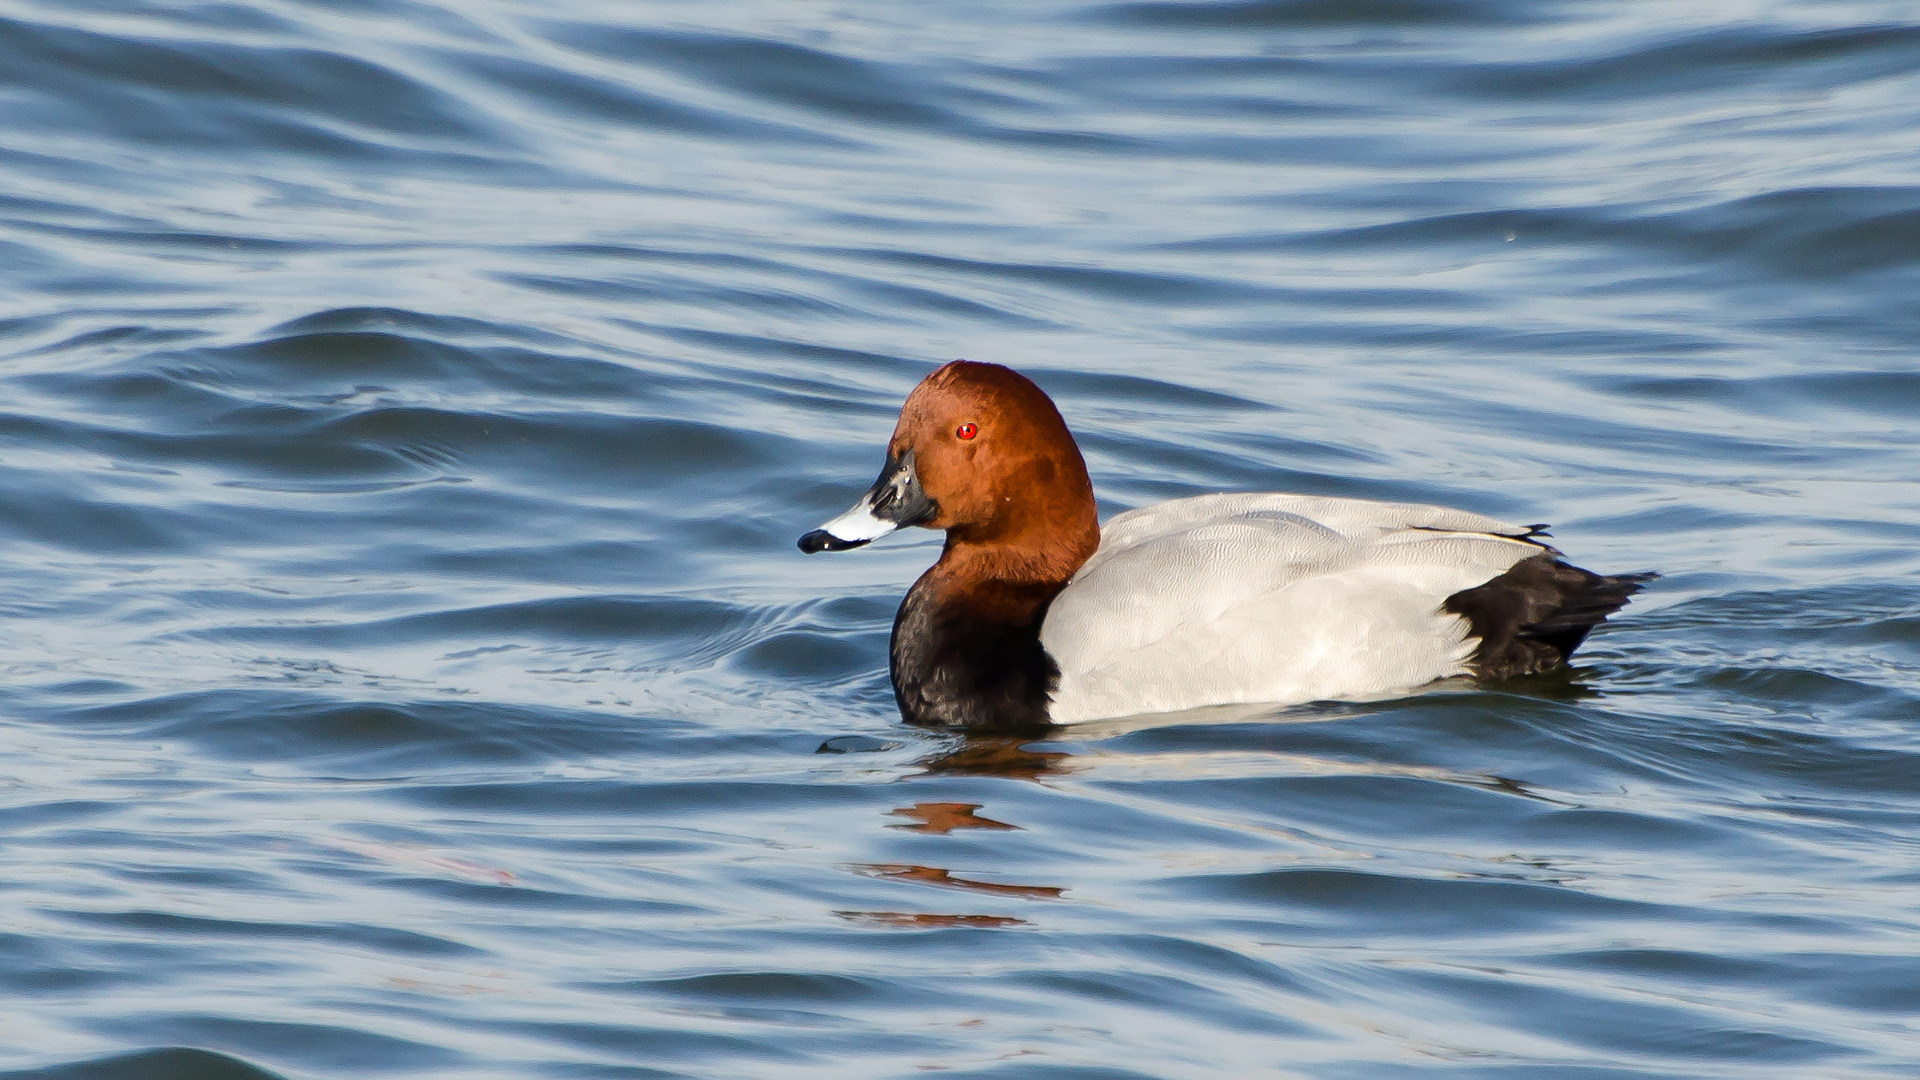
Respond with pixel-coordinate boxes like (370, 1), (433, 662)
(1038, 493), (1546, 724)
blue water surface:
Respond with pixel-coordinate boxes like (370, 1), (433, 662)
(2, 1), (1918, 1077)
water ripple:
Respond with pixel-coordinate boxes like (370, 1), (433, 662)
(2, 0), (1919, 1077)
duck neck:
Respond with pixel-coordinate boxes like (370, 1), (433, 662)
(888, 523), (1098, 731)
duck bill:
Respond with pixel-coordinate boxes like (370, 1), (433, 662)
(798, 449), (936, 553)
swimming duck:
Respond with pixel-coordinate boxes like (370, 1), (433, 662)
(799, 361), (1651, 729)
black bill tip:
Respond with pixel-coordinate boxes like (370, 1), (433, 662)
(798, 529), (871, 554)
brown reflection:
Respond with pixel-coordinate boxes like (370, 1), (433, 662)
(834, 910), (1030, 929)
(889, 802), (1018, 834)
(848, 863), (1064, 899)
(914, 735), (1075, 781)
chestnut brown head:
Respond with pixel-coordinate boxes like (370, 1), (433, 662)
(799, 361), (1099, 579)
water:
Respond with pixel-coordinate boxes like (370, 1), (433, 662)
(3, 1), (1918, 1076)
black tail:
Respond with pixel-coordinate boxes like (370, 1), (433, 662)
(1443, 554), (1657, 680)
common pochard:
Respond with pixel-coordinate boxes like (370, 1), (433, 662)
(799, 361), (1652, 729)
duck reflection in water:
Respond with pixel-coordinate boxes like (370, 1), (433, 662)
(888, 801), (1018, 833)
(848, 862), (1064, 899)
(913, 734), (1075, 781)
(829, 737), (1072, 929)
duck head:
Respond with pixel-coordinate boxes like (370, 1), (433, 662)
(799, 360), (1099, 579)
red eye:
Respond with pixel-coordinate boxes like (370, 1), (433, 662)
(956, 422), (977, 440)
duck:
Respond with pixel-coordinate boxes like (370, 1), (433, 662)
(799, 360), (1652, 730)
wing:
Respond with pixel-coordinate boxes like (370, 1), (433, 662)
(1087, 492), (1549, 563)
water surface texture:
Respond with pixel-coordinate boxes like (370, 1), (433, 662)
(3, 1), (1919, 1077)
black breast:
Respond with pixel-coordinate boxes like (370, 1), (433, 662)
(889, 574), (1062, 732)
